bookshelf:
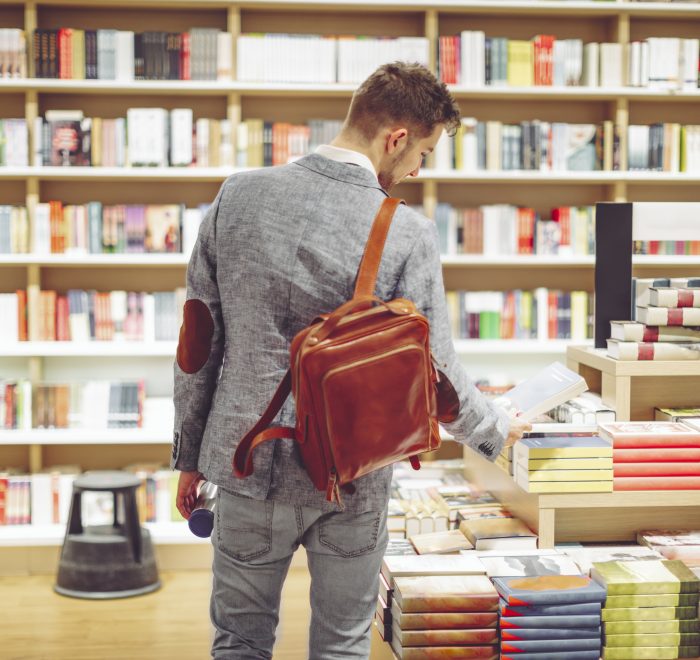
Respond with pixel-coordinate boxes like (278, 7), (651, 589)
(2, 0), (700, 572)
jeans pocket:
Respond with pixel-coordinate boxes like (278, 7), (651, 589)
(318, 510), (382, 558)
(215, 490), (274, 562)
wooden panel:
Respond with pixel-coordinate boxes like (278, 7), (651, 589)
(630, 17), (700, 41)
(630, 375), (700, 421)
(242, 96), (348, 124)
(40, 180), (221, 207)
(602, 373), (631, 420)
(0, 180), (26, 205)
(453, 98), (611, 125)
(0, 5), (23, 28)
(37, 6), (227, 30)
(438, 14), (617, 43)
(241, 9), (425, 36)
(39, 94), (227, 119)
(628, 102), (700, 126)
(1, 94), (25, 116)
(41, 267), (185, 292)
(443, 267), (593, 292)
(554, 506), (700, 543)
(0, 267), (28, 291)
(42, 443), (171, 471)
(628, 185), (700, 204)
(436, 183), (610, 218)
(577, 364), (602, 397)
(0, 445), (29, 471)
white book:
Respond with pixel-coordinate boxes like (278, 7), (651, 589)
(143, 293), (156, 343)
(382, 554), (486, 582)
(628, 41), (641, 87)
(479, 552), (581, 578)
(183, 208), (204, 258)
(97, 30), (117, 80)
(607, 338), (700, 361)
(650, 287), (700, 308)
(0, 294), (18, 342)
(492, 361), (588, 421)
(562, 545), (664, 575)
(19, 380), (31, 429)
(640, 41), (650, 87)
(599, 43), (623, 87)
(682, 39), (700, 90)
(58, 473), (76, 525)
(170, 109), (193, 167)
(552, 40), (567, 86)
(81, 380), (111, 429)
(31, 473), (53, 526)
(582, 43), (599, 87)
(217, 31), (233, 81)
(637, 306), (700, 327)
(115, 31), (134, 81)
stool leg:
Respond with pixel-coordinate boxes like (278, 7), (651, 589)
(113, 492), (119, 527)
(123, 490), (142, 564)
(67, 490), (83, 535)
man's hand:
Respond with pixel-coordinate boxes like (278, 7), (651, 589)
(504, 414), (532, 448)
(176, 469), (204, 520)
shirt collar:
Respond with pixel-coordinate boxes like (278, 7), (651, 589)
(314, 144), (378, 180)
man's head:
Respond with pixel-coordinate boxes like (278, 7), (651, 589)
(339, 62), (460, 190)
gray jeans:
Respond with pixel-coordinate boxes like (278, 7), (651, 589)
(210, 489), (388, 659)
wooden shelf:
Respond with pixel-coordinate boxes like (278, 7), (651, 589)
(464, 448), (700, 548)
(0, 342), (177, 357)
(441, 255), (595, 266)
(567, 345), (700, 421)
(0, 254), (190, 266)
(0, 429), (173, 445)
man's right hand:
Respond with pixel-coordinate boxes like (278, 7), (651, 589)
(505, 414), (532, 448)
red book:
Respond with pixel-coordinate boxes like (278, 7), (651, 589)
(548, 291), (558, 339)
(614, 462), (700, 477)
(4, 384), (14, 429)
(614, 447), (700, 462)
(0, 476), (6, 525)
(56, 294), (70, 341)
(614, 476), (700, 491)
(16, 289), (27, 341)
(181, 32), (190, 80)
(600, 422), (700, 449)
(58, 28), (71, 79)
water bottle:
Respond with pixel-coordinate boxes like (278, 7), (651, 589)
(188, 481), (218, 538)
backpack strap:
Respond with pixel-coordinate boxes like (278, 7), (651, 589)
(232, 370), (296, 479)
(353, 197), (404, 298)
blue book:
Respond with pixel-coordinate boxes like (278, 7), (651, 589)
(501, 652), (601, 660)
(502, 638), (601, 653)
(494, 574), (607, 605)
(502, 627), (601, 641)
(500, 598), (602, 616)
(501, 614), (602, 630)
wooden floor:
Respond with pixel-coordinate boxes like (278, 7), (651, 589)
(1, 568), (394, 660)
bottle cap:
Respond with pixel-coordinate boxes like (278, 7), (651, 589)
(188, 508), (214, 538)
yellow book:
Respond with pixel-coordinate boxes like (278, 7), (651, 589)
(507, 40), (534, 87)
(517, 479), (613, 494)
(680, 125), (687, 172)
(72, 30), (85, 80)
(514, 437), (612, 460)
(91, 117), (102, 167)
(453, 122), (464, 171)
(517, 467), (614, 482)
(524, 457), (613, 470)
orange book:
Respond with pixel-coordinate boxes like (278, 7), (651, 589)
(40, 290), (57, 341)
(55, 294), (70, 341)
(16, 289), (27, 341)
(600, 422), (700, 449)
(392, 575), (498, 613)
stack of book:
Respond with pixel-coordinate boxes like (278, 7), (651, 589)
(0, 205), (29, 253)
(639, 531), (700, 578)
(459, 513), (538, 551)
(409, 529), (474, 555)
(656, 407), (700, 424)
(554, 392), (616, 425)
(495, 574), (606, 659)
(599, 422), (700, 490)
(388, 571), (500, 659)
(513, 435), (613, 493)
(592, 559), (700, 659)
(495, 446), (513, 475)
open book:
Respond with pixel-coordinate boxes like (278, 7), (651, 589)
(493, 362), (588, 422)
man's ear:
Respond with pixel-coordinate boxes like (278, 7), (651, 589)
(386, 128), (408, 154)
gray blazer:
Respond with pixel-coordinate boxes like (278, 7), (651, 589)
(171, 154), (509, 513)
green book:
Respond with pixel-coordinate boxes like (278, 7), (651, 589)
(603, 644), (700, 659)
(605, 620), (700, 635)
(605, 632), (700, 647)
(592, 560), (700, 595)
(602, 607), (699, 622)
(605, 594), (699, 609)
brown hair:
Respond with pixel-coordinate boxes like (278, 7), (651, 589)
(345, 62), (461, 141)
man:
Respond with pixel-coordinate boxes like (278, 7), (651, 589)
(172, 62), (531, 659)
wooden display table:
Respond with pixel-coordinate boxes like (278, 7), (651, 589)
(567, 345), (700, 422)
(463, 449), (700, 548)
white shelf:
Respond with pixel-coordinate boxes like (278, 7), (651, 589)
(454, 339), (591, 354)
(633, 254), (700, 265)
(0, 521), (205, 547)
(4, 167), (700, 184)
(2, 79), (700, 100)
(0, 428), (173, 445)
(0, 342), (177, 357)
(0, 254), (190, 266)
(441, 255), (595, 266)
(21, 0), (700, 17)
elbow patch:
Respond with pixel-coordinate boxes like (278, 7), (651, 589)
(177, 299), (215, 374)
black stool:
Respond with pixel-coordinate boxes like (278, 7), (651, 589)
(54, 470), (160, 599)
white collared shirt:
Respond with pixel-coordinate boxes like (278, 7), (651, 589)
(314, 144), (378, 180)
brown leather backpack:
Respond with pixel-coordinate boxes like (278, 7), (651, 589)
(232, 198), (458, 505)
